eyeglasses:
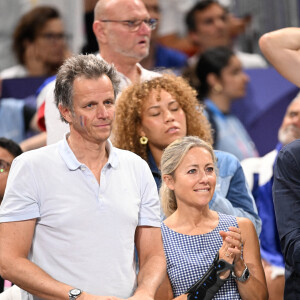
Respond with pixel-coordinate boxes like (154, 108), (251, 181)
(100, 18), (158, 32)
(0, 159), (11, 173)
(39, 33), (68, 42)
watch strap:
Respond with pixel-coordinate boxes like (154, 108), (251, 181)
(231, 262), (250, 282)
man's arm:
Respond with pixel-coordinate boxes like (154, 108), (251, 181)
(273, 143), (300, 273)
(259, 27), (300, 87)
(0, 220), (121, 300)
(130, 226), (166, 300)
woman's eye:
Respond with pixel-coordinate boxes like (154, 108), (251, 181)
(187, 169), (196, 174)
(206, 167), (214, 173)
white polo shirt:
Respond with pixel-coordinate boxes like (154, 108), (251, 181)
(0, 137), (160, 299)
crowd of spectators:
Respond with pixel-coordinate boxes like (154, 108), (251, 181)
(0, 0), (300, 299)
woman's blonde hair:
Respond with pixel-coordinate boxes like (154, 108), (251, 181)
(113, 74), (213, 162)
(160, 136), (216, 217)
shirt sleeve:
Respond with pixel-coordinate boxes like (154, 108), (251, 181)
(0, 155), (40, 223)
(273, 146), (300, 273)
(138, 159), (161, 227)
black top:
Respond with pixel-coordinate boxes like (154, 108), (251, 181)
(273, 139), (300, 299)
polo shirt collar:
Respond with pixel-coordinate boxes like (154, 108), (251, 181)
(58, 134), (119, 171)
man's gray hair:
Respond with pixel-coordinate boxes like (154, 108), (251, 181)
(54, 54), (120, 123)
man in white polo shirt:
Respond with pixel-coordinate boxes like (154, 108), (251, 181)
(0, 54), (166, 300)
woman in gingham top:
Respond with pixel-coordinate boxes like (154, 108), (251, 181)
(155, 136), (267, 299)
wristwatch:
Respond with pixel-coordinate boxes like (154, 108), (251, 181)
(68, 288), (82, 299)
(232, 262), (250, 282)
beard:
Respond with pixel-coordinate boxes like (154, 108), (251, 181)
(278, 124), (300, 145)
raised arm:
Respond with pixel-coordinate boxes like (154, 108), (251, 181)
(259, 27), (300, 87)
(132, 226), (166, 300)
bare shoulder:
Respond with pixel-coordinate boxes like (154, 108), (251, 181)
(236, 217), (256, 235)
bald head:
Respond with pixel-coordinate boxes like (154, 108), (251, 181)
(278, 93), (300, 145)
(94, 0), (147, 20)
(93, 0), (151, 65)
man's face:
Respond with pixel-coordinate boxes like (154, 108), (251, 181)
(61, 75), (115, 144)
(102, 0), (152, 61)
(278, 99), (300, 145)
(192, 3), (230, 50)
(34, 18), (67, 68)
(0, 147), (15, 202)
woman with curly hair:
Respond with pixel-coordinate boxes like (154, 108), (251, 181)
(113, 74), (261, 234)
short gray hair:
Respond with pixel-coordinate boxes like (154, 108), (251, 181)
(54, 54), (120, 123)
(160, 136), (216, 217)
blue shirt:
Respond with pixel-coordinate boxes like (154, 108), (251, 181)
(148, 150), (261, 235)
(205, 99), (259, 161)
(241, 144), (284, 268)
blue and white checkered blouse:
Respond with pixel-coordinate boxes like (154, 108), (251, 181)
(161, 212), (242, 299)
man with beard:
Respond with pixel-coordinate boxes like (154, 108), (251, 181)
(240, 94), (300, 300)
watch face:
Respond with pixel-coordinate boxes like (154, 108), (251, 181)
(70, 289), (81, 296)
(244, 267), (250, 279)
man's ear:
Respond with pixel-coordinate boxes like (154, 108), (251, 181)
(163, 174), (175, 190)
(93, 20), (107, 44)
(58, 104), (72, 123)
(207, 73), (220, 87)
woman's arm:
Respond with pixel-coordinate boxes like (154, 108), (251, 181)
(235, 218), (268, 300)
(259, 27), (300, 87)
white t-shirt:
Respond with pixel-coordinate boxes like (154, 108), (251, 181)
(0, 137), (160, 299)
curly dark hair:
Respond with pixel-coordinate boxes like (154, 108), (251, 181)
(113, 74), (213, 162)
(13, 6), (61, 65)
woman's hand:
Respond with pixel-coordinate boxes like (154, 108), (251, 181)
(219, 226), (243, 263)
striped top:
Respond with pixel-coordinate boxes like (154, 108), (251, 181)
(161, 212), (242, 299)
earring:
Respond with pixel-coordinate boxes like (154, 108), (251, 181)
(140, 136), (148, 145)
(212, 84), (223, 93)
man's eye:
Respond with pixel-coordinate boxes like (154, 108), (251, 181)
(126, 20), (137, 27)
(86, 104), (93, 108)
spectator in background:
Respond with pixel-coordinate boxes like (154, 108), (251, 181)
(140, 0), (188, 74)
(195, 46), (259, 160)
(0, 6), (70, 79)
(43, 0), (160, 145)
(0, 137), (22, 294)
(185, 0), (267, 69)
(113, 74), (261, 234)
(241, 95), (300, 300)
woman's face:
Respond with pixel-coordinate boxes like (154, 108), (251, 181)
(165, 146), (216, 209)
(32, 18), (67, 67)
(219, 55), (249, 99)
(139, 89), (187, 152)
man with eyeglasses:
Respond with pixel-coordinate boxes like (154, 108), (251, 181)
(0, 138), (23, 204)
(43, 0), (161, 145)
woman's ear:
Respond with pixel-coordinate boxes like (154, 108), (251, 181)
(207, 73), (219, 87)
(163, 174), (175, 190)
